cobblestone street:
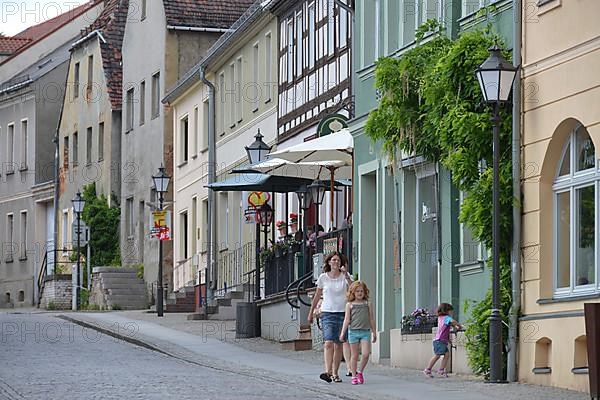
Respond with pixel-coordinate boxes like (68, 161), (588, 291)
(0, 310), (589, 400)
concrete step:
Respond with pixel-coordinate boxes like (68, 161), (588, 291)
(93, 267), (138, 274)
(207, 305), (236, 320)
(106, 287), (146, 296)
(216, 298), (231, 307)
(280, 338), (313, 351)
(102, 282), (147, 290)
(187, 313), (208, 320)
(98, 272), (139, 279)
(165, 304), (195, 313)
(105, 294), (147, 305)
(100, 277), (144, 286)
(178, 286), (196, 294)
(224, 291), (246, 300)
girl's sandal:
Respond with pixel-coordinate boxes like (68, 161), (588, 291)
(332, 375), (343, 383)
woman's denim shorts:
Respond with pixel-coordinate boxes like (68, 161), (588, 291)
(320, 312), (345, 343)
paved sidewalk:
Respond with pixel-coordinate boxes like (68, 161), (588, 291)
(55, 310), (588, 400)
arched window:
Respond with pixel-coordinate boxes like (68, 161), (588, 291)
(553, 124), (598, 297)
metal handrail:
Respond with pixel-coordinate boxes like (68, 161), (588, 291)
(36, 252), (48, 305)
(285, 271), (313, 309)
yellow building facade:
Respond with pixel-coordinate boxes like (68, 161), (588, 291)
(520, 0), (600, 392)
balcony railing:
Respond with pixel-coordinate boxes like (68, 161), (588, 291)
(217, 242), (255, 296)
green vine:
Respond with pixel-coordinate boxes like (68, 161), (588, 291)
(81, 183), (121, 268)
(366, 26), (515, 378)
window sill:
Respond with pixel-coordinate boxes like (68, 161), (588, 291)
(572, 367), (588, 375)
(151, 114), (159, 120)
(264, 98), (271, 104)
(200, 147), (208, 154)
(5, 258), (14, 264)
(177, 161), (188, 168)
(532, 367), (551, 375)
(98, 158), (104, 163)
(252, 107), (259, 113)
(191, 154), (198, 160)
(538, 292), (600, 304)
(125, 129), (133, 134)
(19, 165), (28, 172)
(200, 250), (207, 255)
(219, 132), (226, 137)
(6, 170), (15, 176)
(127, 236), (134, 241)
(86, 162), (92, 167)
(18, 256), (27, 262)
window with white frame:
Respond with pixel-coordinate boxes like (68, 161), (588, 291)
(553, 124), (598, 297)
(219, 72), (226, 134)
(462, 0), (487, 17)
(202, 99), (209, 150)
(236, 57), (243, 123)
(180, 115), (189, 164)
(265, 32), (272, 102)
(201, 198), (208, 252)
(73, 62), (80, 98)
(72, 131), (78, 166)
(151, 72), (160, 119)
(459, 191), (483, 264)
(229, 63), (236, 128)
(219, 192), (229, 248)
(193, 106), (199, 156)
(62, 210), (69, 252)
(20, 119), (27, 170)
(307, 5), (315, 69)
(19, 211), (27, 259)
(98, 122), (104, 161)
(126, 197), (134, 239)
(7, 123), (14, 173)
(126, 88), (134, 132)
(191, 197), (198, 255)
(6, 214), (14, 261)
(287, 20), (294, 82)
(253, 42), (260, 111)
(139, 80), (146, 125)
(296, 12), (303, 77)
(86, 127), (92, 165)
(180, 211), (189, 260)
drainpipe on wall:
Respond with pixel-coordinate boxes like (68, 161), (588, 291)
(200, 66), (216, 317)
(507, 0), (522, 383)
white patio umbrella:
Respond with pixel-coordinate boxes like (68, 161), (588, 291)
(266, 129), (354, 229)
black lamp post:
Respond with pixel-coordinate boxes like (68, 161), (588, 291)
(72, 191), (85, 310)
(475, 44), (517, 383)
(257, 203), (273, 297)
(152, 164), (171, 317)
(245, 129), (272, 164)
(296, 186), (313, 275)
(307, 180), (327, 253)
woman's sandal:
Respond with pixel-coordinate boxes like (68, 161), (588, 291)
(332, 375), (343, 383)
(319, 372), (332, 383)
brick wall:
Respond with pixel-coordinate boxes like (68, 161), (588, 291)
(39, 275), (72, 310)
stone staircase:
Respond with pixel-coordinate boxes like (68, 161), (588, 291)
(188, 283), (253, 321)
(90, 267), (148, 310)
(165, 286), (196, 313)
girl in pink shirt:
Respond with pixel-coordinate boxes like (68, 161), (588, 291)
(423, 303), (463, 378)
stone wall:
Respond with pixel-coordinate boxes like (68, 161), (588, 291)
(39, 275), (72, 310)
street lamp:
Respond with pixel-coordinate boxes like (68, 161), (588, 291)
(245, 129), (272, 164)
(307, 180), (327, 207)
(296, 186), (313, 275)
(257, 202), (273, 298)
(72, 191), (85, 310)
(476, 43), (517, 383)
(152, 164), (171, 317)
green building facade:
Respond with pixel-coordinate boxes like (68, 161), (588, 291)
(350, 0), (514, 360)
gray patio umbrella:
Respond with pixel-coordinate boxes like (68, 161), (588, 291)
(205, 172), (313, 193)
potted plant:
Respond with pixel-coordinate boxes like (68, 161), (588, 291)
(401, 308), (437, 334)
(289, 213), (298, 233)
(259, 247), (273, 267)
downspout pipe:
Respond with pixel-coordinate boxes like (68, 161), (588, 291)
(507, 0), (522, 383)
(200, 66), (216, 314)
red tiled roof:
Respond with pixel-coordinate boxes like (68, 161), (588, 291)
(77, 0), (129, 109)
(14, 1), (100, 40)
(163, 0), (255, 29)
(0, 37), (32, 55)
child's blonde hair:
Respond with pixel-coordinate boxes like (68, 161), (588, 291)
(347, 281), (369, 302)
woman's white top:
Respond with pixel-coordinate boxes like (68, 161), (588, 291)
(316, 272), (351, 313)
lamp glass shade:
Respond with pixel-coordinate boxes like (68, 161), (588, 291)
(245, 129), (272, 164)
(72, 191), (85, 214)
(476, 45), (517, 103)
(152, 165), (171, 193)
(258, 203), (273, 226)
(307, 181), (327, 206)
(295, 186), (313, 209)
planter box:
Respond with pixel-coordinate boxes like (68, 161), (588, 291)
(401, 321), (436, 335)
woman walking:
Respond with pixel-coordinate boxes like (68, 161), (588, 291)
(308, 252), (353, 383)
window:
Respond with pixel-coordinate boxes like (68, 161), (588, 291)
(63, 136), (69, 170)
(193, 106), (199, 156)
(287, 20), (294, 82)
(20, 119), (27, 170)
(180, 115), (189, 164)
(180, 211), (189, 259)
(201, 99), (209, 151)
(460, 191), (483, 264)
(308, 5), (315, 69)
(126, 197), (134, 239)
(229, 63), (236, 128)
(201, 198), (208, 252)
(139, 80), (146, 125)
(236, 57), (243, 123)
(327, 0), (334, 57)
(62, 210), (68, 251)
(98, 122), (104, 161)
(7, 123), (14, 173)
(462, 0), (486, 17)
(296, 12), (303, 77)
(74, 62), (80, 98)
(141, 0), (147, 19)
(126, 88), (134, 132)
(219, 193), (229, 248)
(6, 214), (14, 261)
(219, 72), (225, 134)
(152, 72), (160, 118)
(192, 197), (198, 255)
(19, 211), (26, 260)
(253, 43), (260, 111)
(265, 32), (272, 103)
(86, 55), (94, 100)
(72, 132), (78, 166)
(86, 127), (92, 165)
(554, 124), (598, 297)
(138, 200), (145, 262)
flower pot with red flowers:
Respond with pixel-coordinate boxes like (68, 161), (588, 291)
(276, 220), (287, 236)
(289, 213), (298, 233)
